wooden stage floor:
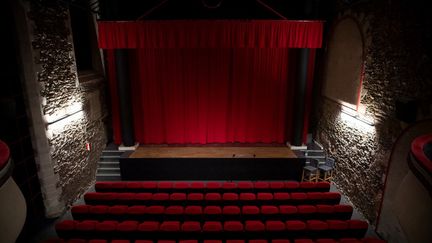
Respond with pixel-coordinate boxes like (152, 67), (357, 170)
(129, 146), (297, 159)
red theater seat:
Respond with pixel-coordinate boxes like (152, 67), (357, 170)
(202, 221), (223, 232)
(174, 182), (189, 189)
(158, 182), (173, 189)
(223, 192), (239, 201)
(165, 206), (184, 215)
(67, 240), (86, 243)
(204, 206), (222, 215)
(261, 205), (279, 215)
(223, 206), (241, 215)
(316, 182), (331, 190)
(55, 220), (76, 231)
(185, 205), (203, 215)
(327, 220), (349, 230)
(142, 182), (157, 189)
(170, 193), (187, 201)
(285, 181), (300, 190)
(152, 193), (169, 201)
(135, 241), (153, 243)
(291, 192), (308, 201)
(339, 239), (362, 243)
(138, 221), (159, 232)
(207, 182), (222, 189)
(224, 221), (244, 231)
(294, 240), (313, 243)
(181, 221), (201, 232)
(158, 241), (175, 243)
(111, 240), (131, 243)
(72, 205), (89, 214)
(89, 240), (108, 243)
(307, 192), (323, 200)
(126, 182), (142, 190)
(254, 181), (270, 189)
(307, 220), (328, 230)
(135, 193), (152, 201)
(222, 182), (237, 190)
(265, 221), (285, 231)
(274, 193), (290, 200)
(316, 205), (334, 214)
(146, 206), (164, 215)
(242, 206), (259, 215)
(269, 181), (285, 189)
(188, 193), (204, 201)
(239, 193), (256, 201)
(271, 240), (290, 243)
(76, 220), (97, 231)
(250, 240), (268, 243)
(180, 240), (198, 243)
(300, 182), (316, 189)
(227, 240), (246, 243)
(126, 205), (146, 216)
(257, 193), (273, 201)
(190, 182), (205, 190)
(160, 221), (181, 231)
(108, 205), (128, 216)
(298, 205), (317, 215)
(205, 193), (222, 201)
(285, 220), (306, 230)
(245, 220), (265, 231)
(279, 205), (297, 215)
(95, 221), (117, 232)
(117, 193), (135, 204)
(238, 181), (254, 189)
(316, 239), (338, 243)
(117, 221), (139, 232)
(348, 220), (369, 229)
(322, 192), (341, 203)
(204, 240), (222, 243)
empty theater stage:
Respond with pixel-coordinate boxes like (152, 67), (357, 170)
(120, 147), (304, 181)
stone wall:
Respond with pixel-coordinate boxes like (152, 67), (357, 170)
(316, 0), (432, 224)
(16, 0), (107, 215)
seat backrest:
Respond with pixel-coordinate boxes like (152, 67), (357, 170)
(326, 157), (335, 167)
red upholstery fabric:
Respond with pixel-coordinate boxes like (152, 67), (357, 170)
(322, 192), (341, 200)
(202, 221), (223, 232)
(223, 206), (241, 215)
(293, 240), (313, 243)
(222, 182), (237, 189)
(285, 181), (300, 189)
(227, 240), (245, 243)
(411, 134), (432, 175)
(285, 220), (306, 230)
(339, 239), (362, 243)
(250, 240), (268, 243)
(205, 193), (222, 201)
(135, 193), (152, 201)
(315, 239), (337, 243)
(245, 220), (265, 231)
(298, 205), (317, 214)
(108, 205), (128, 215)
(135, 241), (153, 243)
(300, 182), (316, 189)
(334, 205), (353, 213)
(90, 205), (109, 214)
(254, 181), (270, 189)
(191, 182), (205, 189)
(180, 240), (198, 243)
(316, 205), (333, 214)
(145, 206), (164, 214)
(152, 193), (169, 200)
(307, 220), (328, 230)
(269, 181), (285, 189)
(188, 193), (204, 200)
(181, 221), (201, 232)
(291, 193), (308, 200)
(185, 206), (202, 215)
(279, 205), (297, 214)
(238, 181), (254, 189)
(242, 206), (259, 215)
(174, 182), (189, 189)
(138, 221), (159, 231)
(55, 220), (76, 231)
(170, 193), (187, 201)
(266, 221), (286, 231)
(223, 193), (239, 201)
(71, 205), (89, 214)
(158, 241), (175, 243)
(224, 221), (244, 231)
(274, 193), (290, 200)
(207, 182), (222, 189)
(158, 182), (173, 189)
(261, 205), (279, 215)
(117, 221), (139, 231)
(126, 182), (141, 189)
(203, 241), (222, 243)
(67, 240), (86, 243)
(126, 205), (146, 215)
(76, 220), (97, 231)
(272, 240), (290, 243)
(111, 240), (130, 243)
(316, 182), (331, 189)
(165, 206), (184, 215)
(239, 193), (256, 200)
(307, 192), (323, 200)
(117, 193), (135, 202)
(327, 220), (348, 230)
(89, 240), (108, 243)
(204, 206), (222, 215)
(160, 221), (181, 231)
(348, 220), (368, 229)
(142, 181), (157, 189)
(257, 193), (273, 200)
(95, 221), (117, 231)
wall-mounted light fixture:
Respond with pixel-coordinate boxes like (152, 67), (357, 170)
(339, 105), (375, 134)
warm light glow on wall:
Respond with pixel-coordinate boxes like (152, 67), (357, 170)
(44, 102), (83, 124)
(339, 106), (375, 134)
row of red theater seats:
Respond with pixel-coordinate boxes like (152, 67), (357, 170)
(95, 182), (330, 193)
(71, 204), (353, 221)
(55, 219), (369, 240)
(44, 238), (386, 243)
(84, 192), (341, 206)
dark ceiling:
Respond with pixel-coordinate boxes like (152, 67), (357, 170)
(92, 0), (336, 21)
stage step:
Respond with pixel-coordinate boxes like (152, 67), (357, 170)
(96, 148), (123, 181)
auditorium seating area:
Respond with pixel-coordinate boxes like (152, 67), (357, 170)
(45, 181), (386, 243)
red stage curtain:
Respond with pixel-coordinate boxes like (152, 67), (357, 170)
(126, 48), (299, 144)
(98, 20), (323, 49)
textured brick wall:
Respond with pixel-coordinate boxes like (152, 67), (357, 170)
(27, 1), (107, 210)
(316, 0), (432, 224)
